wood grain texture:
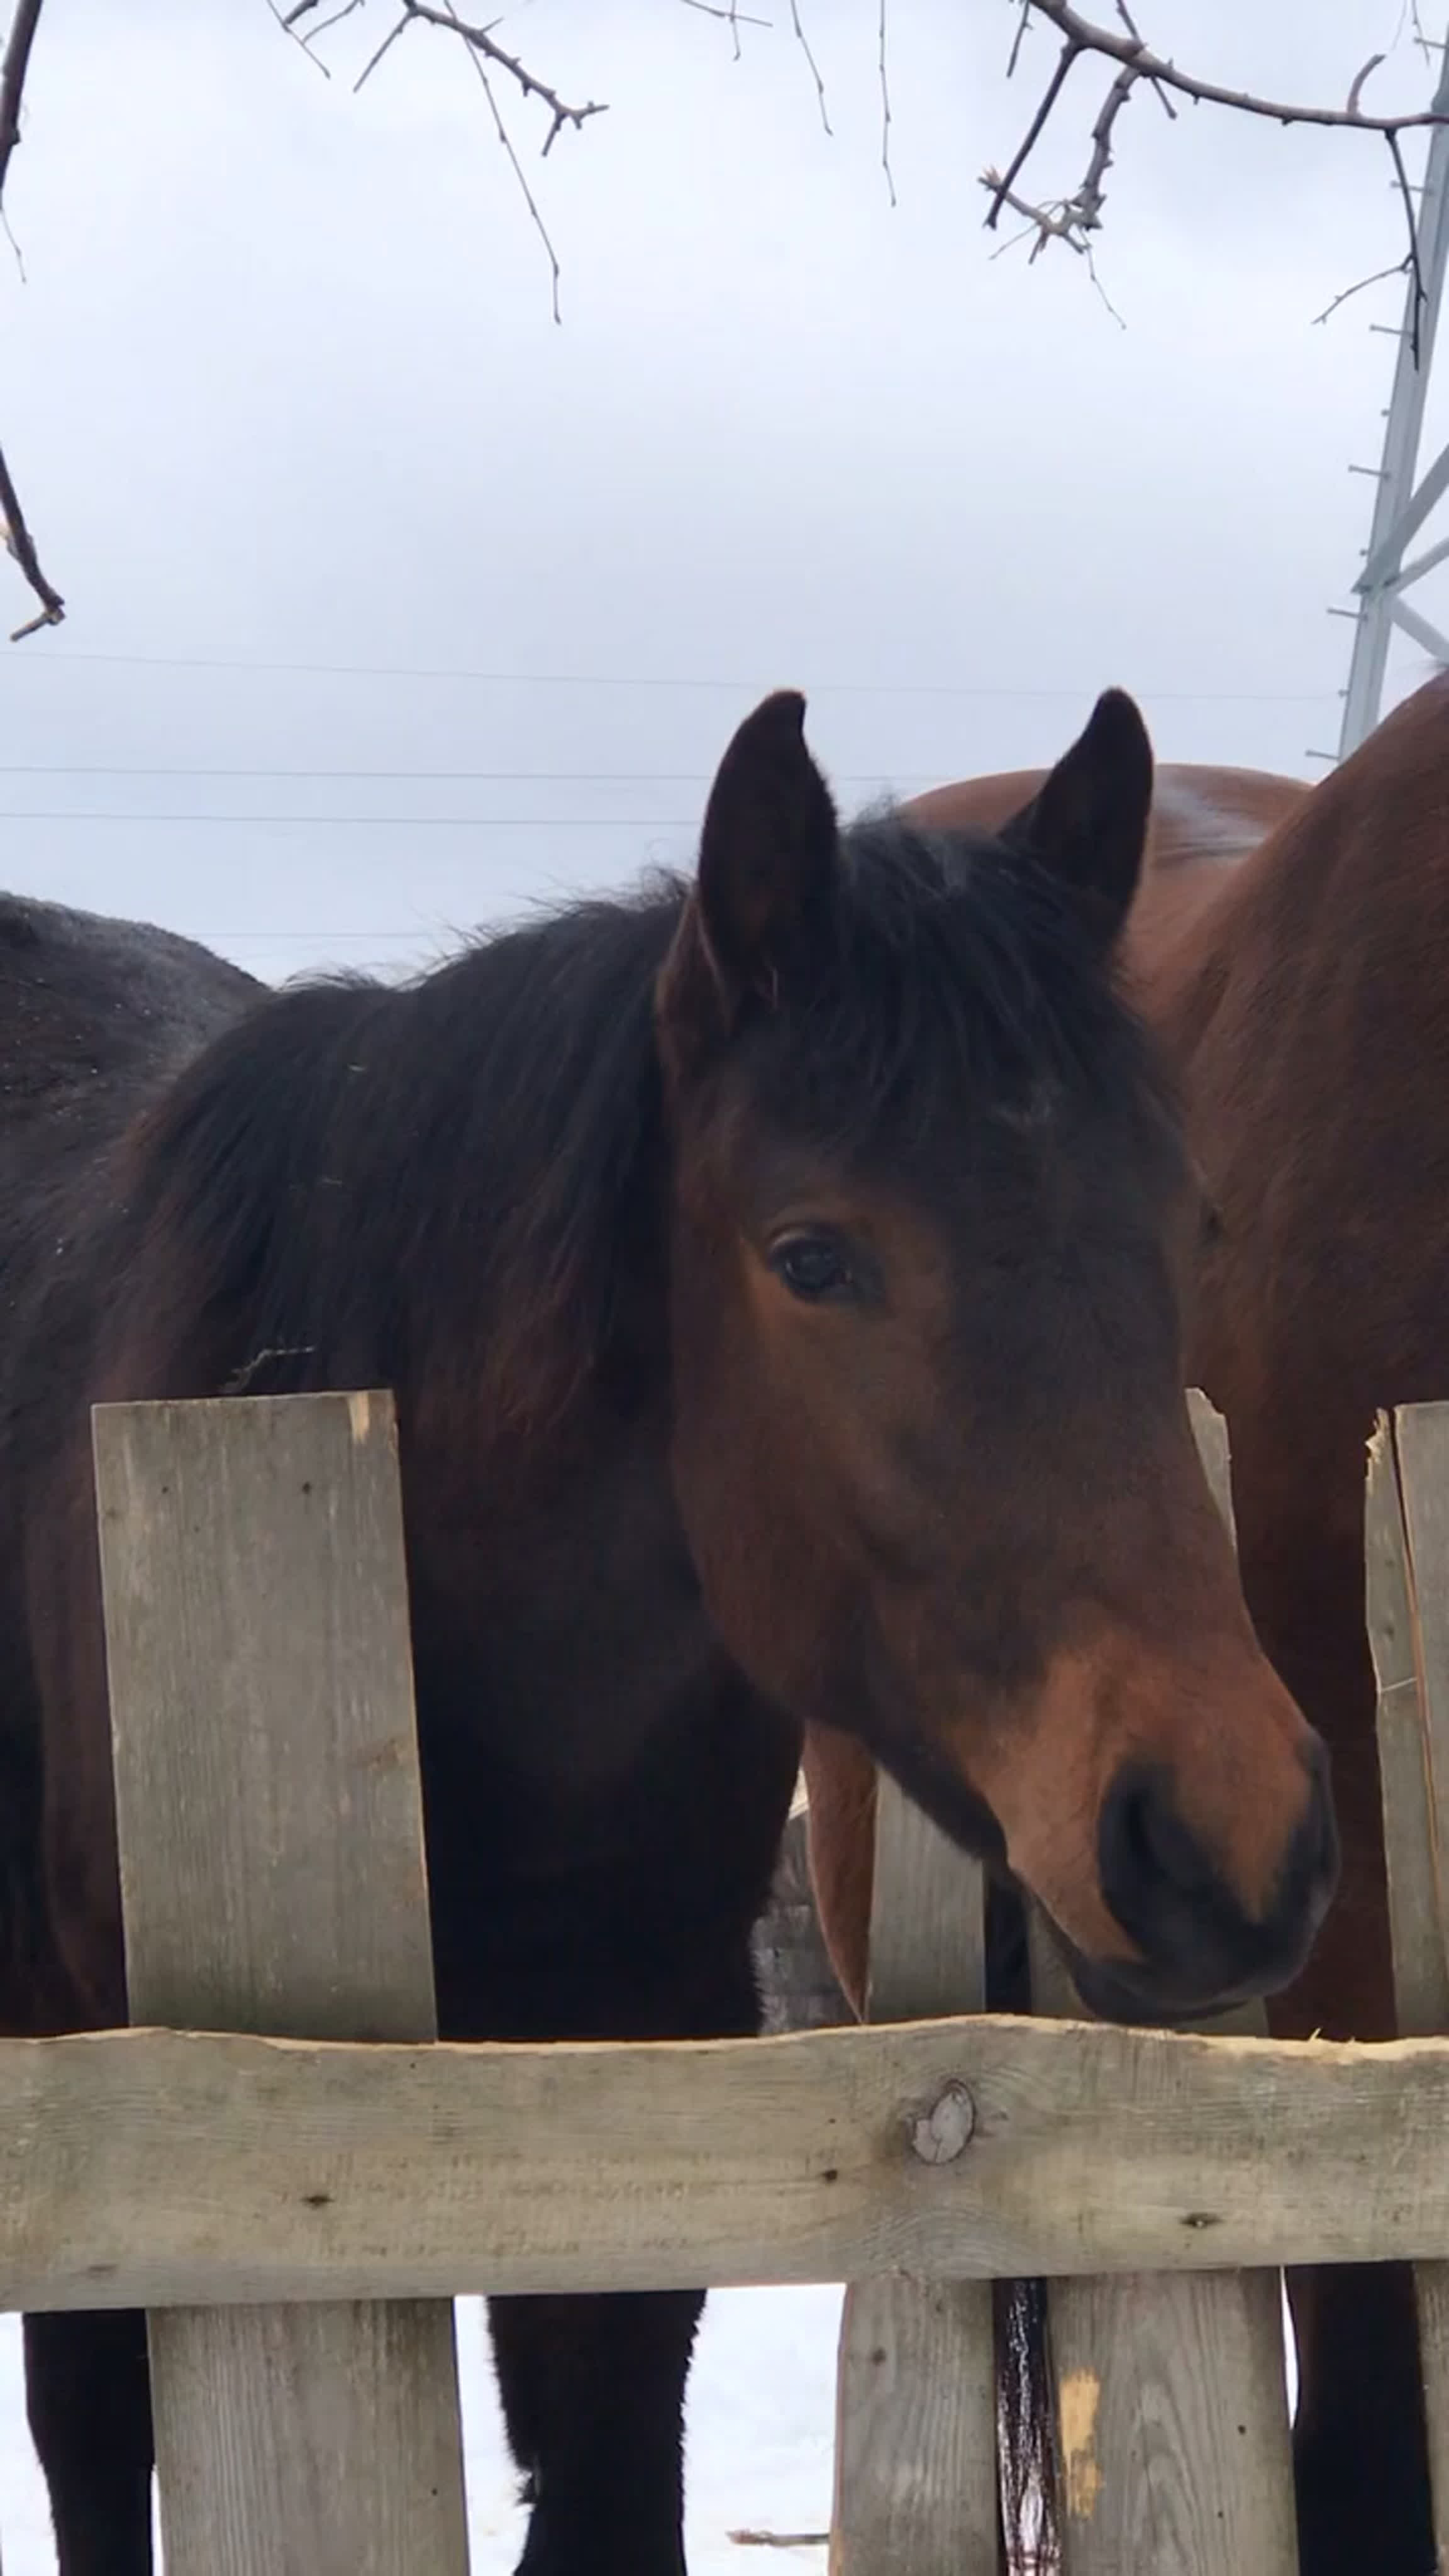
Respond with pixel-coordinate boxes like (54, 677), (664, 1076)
(832, 1777), (998, 2575)
(1027, 1392), (1296, 2576)
(863, 1778), (989, 2029)
(1389, 1406), (1449, 1990)
(93, 1394), (469, 2576)
(1366, 1414), (1449, 2560)
(0, 2015), (1445, 2305)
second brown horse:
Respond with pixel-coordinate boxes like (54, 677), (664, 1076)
(808, 687), (1449, 2576)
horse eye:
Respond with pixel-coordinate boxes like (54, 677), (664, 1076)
(1199, 1197), (1224, 1250)
(769, 1232), (857, 1302)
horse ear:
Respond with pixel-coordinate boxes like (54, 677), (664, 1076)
(656, 691), (840, 1073)
(997, 689), (1153, 947)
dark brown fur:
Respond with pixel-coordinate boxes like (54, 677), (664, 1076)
(0, 697), (1334, 2575)
(808, 701), (1447, 2574)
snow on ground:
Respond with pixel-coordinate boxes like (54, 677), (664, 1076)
(0, 2287), (841, 2571)
(0, 2279), (1297, 2567)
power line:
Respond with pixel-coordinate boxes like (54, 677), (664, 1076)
(0, 764), (934, 784)
(0, 647), (1340, 702)
(0, 813), (706, 828)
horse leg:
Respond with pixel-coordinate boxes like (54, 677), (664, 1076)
(431, 1667), (798, 2576)
(484, 1935), (752, 2576)
(489, 2287), (703, 2576)
(1288, 2266), (1433, 2576)
(25, 2310), (154, 2576)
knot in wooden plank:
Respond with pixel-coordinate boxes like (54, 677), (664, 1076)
(908, 2079), (974, 2164)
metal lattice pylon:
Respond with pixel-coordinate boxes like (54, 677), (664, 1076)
(1338, 43), (1449, 758)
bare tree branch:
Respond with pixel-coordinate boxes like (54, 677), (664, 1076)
(787, 3), (832, 138)
(1, 0), (64, 639)
(0, 0), (42, 193)
(985, 1), (1449, 289)
(1314, 253), (1414, 332)
(426, 0), (572, 319)
(877, 0), (896, 208)
(1347, 54), (1387, 119)
(0, 438), (64, 640)
(7, 0), (1449, 637)
(394, 3), (606, 157)
(1388, 123), (1428, 363)
(680, 0), (772, 31)
(1011, 2), (1448, 139)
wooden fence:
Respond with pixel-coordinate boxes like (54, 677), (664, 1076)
(2, 1388), (1445, 2568)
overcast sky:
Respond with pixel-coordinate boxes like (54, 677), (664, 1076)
(1, 0), (1446, 985)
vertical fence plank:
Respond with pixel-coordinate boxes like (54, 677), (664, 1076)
(1027, 1392), (1297, 2576)
(1366, 1410), (1449, 2558)
(93, 1392), (470, 2576)
(831, 1780), (999, 2575)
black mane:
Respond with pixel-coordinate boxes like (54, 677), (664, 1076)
(50, 812), (1167, 1435)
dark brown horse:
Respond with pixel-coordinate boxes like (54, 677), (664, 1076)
(807, 689), (1449, 2575)
(0, 690), (1334, 2576)
(803, 757), (1310, 2007)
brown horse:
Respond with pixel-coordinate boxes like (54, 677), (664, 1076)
(803, 757), (1310, 2009)
(0, 689), (1335, 2576)
(805, 694), (1448, 2575)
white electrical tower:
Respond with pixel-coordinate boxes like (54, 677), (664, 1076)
(1338, 44), (1449, 758)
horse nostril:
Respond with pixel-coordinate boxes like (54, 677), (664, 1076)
(1099, 1763), (1218, 1950)
(1093, 1745), (1337, 2011)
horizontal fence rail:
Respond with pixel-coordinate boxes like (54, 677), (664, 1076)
(48, 1384), (1449, 2576)
(3, 2014), (1449, 2312)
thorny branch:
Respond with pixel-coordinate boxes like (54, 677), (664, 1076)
(6, 0), (1449, 638)
(1, 0), (64, 639)
(985, 0), (1449, 351)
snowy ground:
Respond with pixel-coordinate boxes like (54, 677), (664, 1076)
(0, 2279), (1298, 2567)
(0, 2287), (842, 2572)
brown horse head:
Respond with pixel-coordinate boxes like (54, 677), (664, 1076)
(655, 689), (1335, 2021)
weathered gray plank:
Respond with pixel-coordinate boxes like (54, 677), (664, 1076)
(93, 1393), (469, 2576)
(1366, 1412), (1449, 2558)
(755, 1807), (850, 2037)
(1028, 1392), (1296, 2576)
(831, 1778), (999, 2575)
(0, 2015), (1446, 2303)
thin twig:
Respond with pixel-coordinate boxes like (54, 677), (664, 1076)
(877, 0), (894, 206)
(1084, 240), (1126, 326)
(401, 1), (606, 152)
(1407, 1), (1438, 70)
(354, 12), (409, 92)
(1347, 53), (1386, 118)
(0, 438), (64, 638)
(787, 0), (831, 137)
(430, 0), (568, 318)
(985, 38), (1084, 225)
(1314, 253), (1413, 330)
(1112, 0), (1172, 120)
(679, 0), (773, 53)
(262, 0), (332, 74)
(297, 0), (369, 58)
(1388, 125), (1428, 364)
(679, 0), (772, 26)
